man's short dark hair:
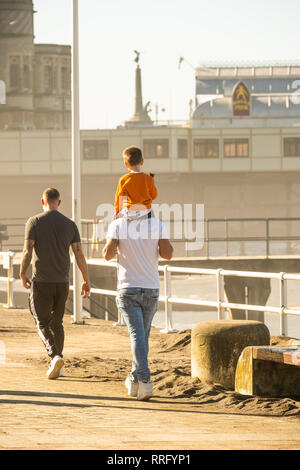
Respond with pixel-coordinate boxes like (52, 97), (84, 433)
(43, 188), (60, 202)
(123, 146), (143, 166)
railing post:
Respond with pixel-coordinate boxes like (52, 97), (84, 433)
(105, 296), (108, 321)
(160, 265), (177, 333)
(279, 272), (287, 336)
(113, 308), (126, 327)
(4, 252), (15, 309)
(245, 285), (249, 320)
(266, 218), (269, 259)
(216, 268), (225, 320)
(225, 218), (228, 257)
(206, 219), (210, 259)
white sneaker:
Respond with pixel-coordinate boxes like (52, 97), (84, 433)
(47, 356), (64, 380)
(59, 367), (64, 377)
(125, 376), (138, 397)
(137, 381), (153, 401)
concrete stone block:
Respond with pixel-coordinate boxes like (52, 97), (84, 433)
(235, 346), (300, 397)
(191, 320), (270, 389)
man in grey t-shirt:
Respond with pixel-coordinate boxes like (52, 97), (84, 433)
(103, 209), (173, 401)
(20, 188), (90, 379)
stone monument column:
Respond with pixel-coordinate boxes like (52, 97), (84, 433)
(125, 50), (153, 127)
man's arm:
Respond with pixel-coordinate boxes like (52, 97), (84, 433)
(20, 239), (34, 289)
(71, 242), (90, 298)
(102, 238), (118, 261)
(158, 239), (173, 260)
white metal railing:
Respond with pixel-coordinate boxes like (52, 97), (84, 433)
(82, 259), (300, 335)
(0, 252), (15, 308)
(1, 252), (300, 335)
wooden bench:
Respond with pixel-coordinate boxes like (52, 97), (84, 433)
(235, 345), (300, 397)
(252, 345), (300, 367)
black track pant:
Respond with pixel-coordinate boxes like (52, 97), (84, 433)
(29, 281), (69, 359)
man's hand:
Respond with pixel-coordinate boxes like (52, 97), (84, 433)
(20, 239), (34, 288)
(71, 242), (90, 298)
(81, 281), (90, 298)
(20, 273), (31, 290)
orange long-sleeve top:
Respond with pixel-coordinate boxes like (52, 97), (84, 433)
(114, 172), (158, 214)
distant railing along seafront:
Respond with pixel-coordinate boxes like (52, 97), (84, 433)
(2, 217), (300, 259)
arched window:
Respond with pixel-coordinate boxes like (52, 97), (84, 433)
(10, 64), (21, 90)
(61, 66), (67, 91)
(23, 64), (30, 89)
(44, 65), (54, 92)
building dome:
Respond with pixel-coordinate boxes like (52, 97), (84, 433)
(193, 97), (232, 118)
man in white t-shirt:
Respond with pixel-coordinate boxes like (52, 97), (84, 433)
(103, 209), (173, 401)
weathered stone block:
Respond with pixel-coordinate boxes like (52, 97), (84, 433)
(235, 346), (300, 397)
(191, 320), (270, 389)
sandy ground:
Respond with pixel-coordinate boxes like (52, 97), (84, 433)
(1, 308), (300, 450)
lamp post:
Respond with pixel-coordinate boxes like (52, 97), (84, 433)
(72, 0), (83, 323)
(0, 80), (6, 105)
(155, 103), (166, 125)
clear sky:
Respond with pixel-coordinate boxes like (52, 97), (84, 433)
(33, 0), (300, 129)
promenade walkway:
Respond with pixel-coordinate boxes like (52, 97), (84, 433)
(1, 308), (300, 450)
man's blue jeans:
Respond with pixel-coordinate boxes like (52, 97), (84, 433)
(116, 287), (159, 383)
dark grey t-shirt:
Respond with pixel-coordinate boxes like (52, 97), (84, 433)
(25, 210), (81, 283)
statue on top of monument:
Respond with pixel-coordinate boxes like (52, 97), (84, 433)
(134, 50), (140, 65)
(144, 101), (151, 114)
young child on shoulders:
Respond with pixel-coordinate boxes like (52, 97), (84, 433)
(114, 146), (157, 218)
